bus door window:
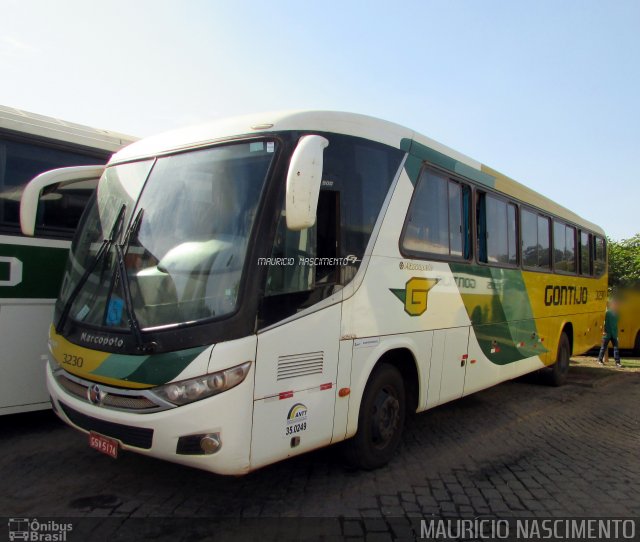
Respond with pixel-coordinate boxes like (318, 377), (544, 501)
(259, 134), (402, 328)
(260, 191), (339, 327)
(316, 189), (340, 285)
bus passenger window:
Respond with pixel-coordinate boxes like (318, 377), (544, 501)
(401, 170), (470, 259)
(554, 221), (577, 273)
(565, 226), (577, 273)
(538, 216), (551, 268)
(594, 236), (606, 276)
(0, 138), (102, 235)
(522, 209), (551, 269)
(579, 231), (592, 275)
(476, 194), (517, 266)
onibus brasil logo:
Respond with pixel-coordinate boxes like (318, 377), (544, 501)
(7, 518), (73, 541)
(390, 277), (439, 316)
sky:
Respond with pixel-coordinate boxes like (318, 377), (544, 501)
(1, 0), (638, 240)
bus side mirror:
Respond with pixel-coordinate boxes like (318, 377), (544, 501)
(285, 135), (329, 231)
(20, 165), (105, 236)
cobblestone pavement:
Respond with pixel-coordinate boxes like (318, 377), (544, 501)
(0, 362), (638, 540)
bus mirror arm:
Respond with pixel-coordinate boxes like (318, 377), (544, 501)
(20, 165), (105, 236)
(285, 135), (329, 231)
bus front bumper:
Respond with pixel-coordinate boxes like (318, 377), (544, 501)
(46, 362), (254, 475)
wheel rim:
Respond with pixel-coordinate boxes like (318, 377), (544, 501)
(370, 385), (400, 449)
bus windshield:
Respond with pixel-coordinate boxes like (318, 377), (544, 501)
(57, 140), (276, 331)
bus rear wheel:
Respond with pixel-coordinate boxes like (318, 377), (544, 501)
(343, 363), (406, 470)
(543, 332), (571, 387)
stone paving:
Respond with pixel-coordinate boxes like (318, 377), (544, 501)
(0, 362), (638, 540)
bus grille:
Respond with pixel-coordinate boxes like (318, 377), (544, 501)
(59, 402), (154, 449)
(277, 351), (324, 380)
(55, 374), (158, 411)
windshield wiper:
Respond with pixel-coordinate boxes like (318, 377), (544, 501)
(56, 204), (127, 334)
(113, 208), (156, 353)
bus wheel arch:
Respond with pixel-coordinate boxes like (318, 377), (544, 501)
(343, 361), (406, 469)
(342, 347), (419, 469)
(562, 322), (574, 355)
(543, 326), (572, 387)
(374, 348), (419, 417)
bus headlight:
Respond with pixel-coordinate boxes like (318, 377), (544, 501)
(152, 361), (251, 406)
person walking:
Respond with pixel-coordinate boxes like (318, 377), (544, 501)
(597, 299), (622, 368)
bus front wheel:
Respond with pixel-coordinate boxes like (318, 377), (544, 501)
(343, 363), (406, 470)
(543, 332), (571, 387)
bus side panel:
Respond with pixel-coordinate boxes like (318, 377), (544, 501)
(0, 237), (71, 413)
(617, 289), (640, 350)
(331, 338), (353, 443)
(0, 303), (53, 412)
(521, 271), (608, 361)
(571, 311), (601, 355)
(251, 304), (341, 469)
(464, 327), (520, 396)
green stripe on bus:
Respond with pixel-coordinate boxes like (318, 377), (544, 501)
(121, 346), (208, 386)
(400, 138), (496, 188)
(89, 353), (150, 380)
(450, 264), (547, 365)
(0, 242), (69, 299)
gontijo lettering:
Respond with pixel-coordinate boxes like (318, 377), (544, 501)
(544, 285), (588, 306)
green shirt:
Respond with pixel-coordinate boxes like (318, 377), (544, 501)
(604, 309), (619, 338)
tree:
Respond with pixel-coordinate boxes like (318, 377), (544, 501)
(608, 234), (640, 289)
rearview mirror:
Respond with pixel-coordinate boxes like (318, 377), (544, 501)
(285, 135), (329, 230)
(20, 165), (105, 236)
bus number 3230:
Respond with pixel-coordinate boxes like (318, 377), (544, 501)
(62, 353), (84, 368)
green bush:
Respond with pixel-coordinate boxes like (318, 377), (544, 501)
(608, 234), (640, 289)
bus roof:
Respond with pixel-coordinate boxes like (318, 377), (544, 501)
(110, 110), (604, 236)
(0, 104), (137, 153)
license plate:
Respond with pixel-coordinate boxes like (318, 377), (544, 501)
(88, 431), (119, 458)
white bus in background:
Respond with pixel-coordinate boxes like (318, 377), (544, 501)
(0, 105), (135, 415)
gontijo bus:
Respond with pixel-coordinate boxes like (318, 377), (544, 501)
(21, 111), (607, 473)
(0, 104), (135, 415)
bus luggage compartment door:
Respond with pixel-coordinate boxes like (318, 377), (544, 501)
(427, 326), (470, 407)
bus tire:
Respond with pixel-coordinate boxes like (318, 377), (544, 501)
(343, 363), (406, 470)
(544, 332), (571, 387)
(634, 332), (640, 357)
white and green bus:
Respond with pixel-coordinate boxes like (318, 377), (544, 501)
(0, 105), (135, 415)
(22, 111), (607, 472)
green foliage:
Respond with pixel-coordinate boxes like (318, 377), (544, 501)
(608, 234), (640, 289)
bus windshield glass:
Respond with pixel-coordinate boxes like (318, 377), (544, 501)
(57, 140), (276, 330)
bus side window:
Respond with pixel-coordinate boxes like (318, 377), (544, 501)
(538, 216), (551, 268)
(593, 236), (606, 276)
(579, 230), (592, 276)
(35, 178), (98, 238)
(553, 221), (577, 274)
(0, 137), (104, 235)
(401, 170), (471, 260)
(522, 208), (551, 269)
(477, 193), (517, 266)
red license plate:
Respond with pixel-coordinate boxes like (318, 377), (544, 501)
(88, 431), (119, 458)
